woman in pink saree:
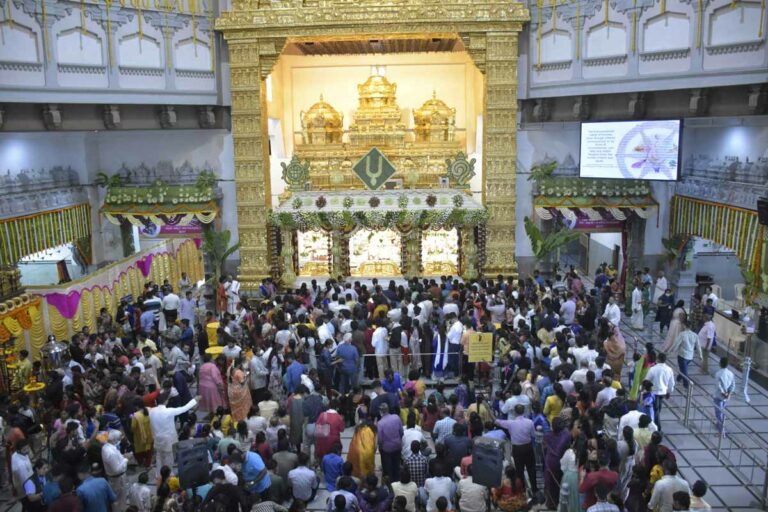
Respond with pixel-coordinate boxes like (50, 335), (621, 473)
(228, 355), (252, 423)
(198, 354), (224, 414)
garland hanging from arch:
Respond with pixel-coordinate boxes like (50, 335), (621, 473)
(268, 208), (489, 232)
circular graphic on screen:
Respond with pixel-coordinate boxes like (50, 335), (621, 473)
(616, 121), (679, 179)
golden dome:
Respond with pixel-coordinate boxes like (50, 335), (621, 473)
(349, 74), (406, 146)
(357, 75), (398, 108)
(413, 91), (456, 143)
(301, 95), (344, 145)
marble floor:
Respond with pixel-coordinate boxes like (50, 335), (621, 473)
(620, 311), (767, 512)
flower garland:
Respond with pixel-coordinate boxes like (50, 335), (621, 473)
(268, 208), (489, 232)
(476, 224), (488, 275)
(269, 226), (281, 279)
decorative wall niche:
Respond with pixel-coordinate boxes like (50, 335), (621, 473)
(708, 0), (764, 46)
(175, 36), (211, 71)
(0, 21), (39, 63)
(586, 22), (628, 59)
(540, 29), (573, 63)
(118, 32), (162, 69)
(642, 12), (690, 53)
(57, 28), (104, 66)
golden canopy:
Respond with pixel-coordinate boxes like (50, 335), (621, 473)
(300, 95), (344, 145)
(413, 91), (456, 143)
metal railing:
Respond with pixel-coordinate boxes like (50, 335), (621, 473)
(665, 369), (768, 509)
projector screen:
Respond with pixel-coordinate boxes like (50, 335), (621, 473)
(579, 120), (681, 180)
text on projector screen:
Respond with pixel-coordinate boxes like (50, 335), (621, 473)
(579, 120), (680, 181)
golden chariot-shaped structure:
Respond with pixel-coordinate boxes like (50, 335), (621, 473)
(347, 74), (407, 147)
(413, 91), (456, 143)
(300, 95), (344, 145)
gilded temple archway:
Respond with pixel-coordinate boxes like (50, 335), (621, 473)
(217, 0), (529, 290)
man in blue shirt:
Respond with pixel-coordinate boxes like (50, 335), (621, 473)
(139, 306), (155, 335)
(335, 337), (359, 393)
(230, 448), (271, 496)
(22, 459), (48, 512)
(77, 464), (116, 512)
(283, 354), (305, 395)
(179, 319), (194, 352)
(321, 443), (344, 492)
(380, 368), (403, 394)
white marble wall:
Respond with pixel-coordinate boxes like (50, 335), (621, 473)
(525, 0), (768, 97)
(0, 130), (236, 265)
(0, 0), (218, 103)
(515, 123), (672, 261)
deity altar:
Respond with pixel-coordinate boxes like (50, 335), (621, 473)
(273, 72), (485, 281)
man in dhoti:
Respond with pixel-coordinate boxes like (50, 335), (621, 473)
(631, 283), (645, 330)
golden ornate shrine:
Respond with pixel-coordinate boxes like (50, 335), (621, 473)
(217, 0), (529, 290)
(290, 73), (464, 192)
(414, 92), (457, 143)
(301, 96), (344, 145)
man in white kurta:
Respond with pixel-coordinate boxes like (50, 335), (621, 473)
(102, 429), (128, 512)
(227, 278), (241, 315)
(11, 440), (33, 496)
(149, 394), (199, 478)
(602, 296), (622, 329)
(631, 284), (644, 330)
(653, 271), (668, 303)
(446, 315), (464, 376)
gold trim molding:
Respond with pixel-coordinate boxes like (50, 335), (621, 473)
(217, 0), (529, 289)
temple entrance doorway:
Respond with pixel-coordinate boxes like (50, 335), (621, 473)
(297, 230), (330, 276)
(422, 228), (459, 276)
(350, 228), (402, 277)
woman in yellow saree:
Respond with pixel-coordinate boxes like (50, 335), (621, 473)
(347, 422), (376, 479)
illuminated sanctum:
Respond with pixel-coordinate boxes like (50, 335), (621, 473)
(217, 0), (529, 290)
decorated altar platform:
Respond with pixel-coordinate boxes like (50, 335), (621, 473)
(270, 189), (487, 280)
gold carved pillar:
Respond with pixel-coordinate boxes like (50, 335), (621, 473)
(460, 227), (478, 281)
(466, 31), (520, 277)
(281, 229), (297, 288)
(226, 36), (285, 291)
(330, 229), (345, 278)
(404, 228), (422, 277)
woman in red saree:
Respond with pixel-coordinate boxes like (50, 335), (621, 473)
(314, 400), (345, 462)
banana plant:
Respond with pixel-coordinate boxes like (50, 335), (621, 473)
(739, 260), (760, 306)
(524, 216), (581, 265)
(661, 234), (687, 264)
(201, 228), (240, 286)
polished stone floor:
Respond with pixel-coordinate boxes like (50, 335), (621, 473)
(620, 310), (766, 512)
